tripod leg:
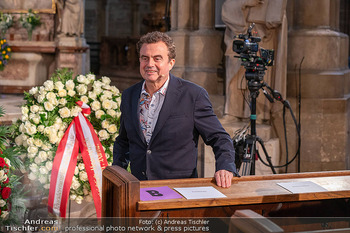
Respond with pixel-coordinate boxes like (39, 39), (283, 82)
(240, 138), (256, 176)
(256, 137), (276, 174)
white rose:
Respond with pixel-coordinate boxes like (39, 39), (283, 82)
(71, 177), (81, 190)
(43, 80), (54, 91)
(44, 102), (55, 111)
(1, 211), (9, 219)
(44, 184), (50, 189)
(93, 87), (103, 95)
(37, 125), (45, 132)
(0, 200), (6, 208)
(38, 151), (48, 162)
(0, 170), (5, 182)
(39, 166), (49, 175)
(39, 176), (47, 184)
(39, 86), (46, 95)
(107, 124), (118, 134)
(21, 115), (28, 121)
(59, 107), (71, 118)
(104, 91), (113, 99)
(79, 171), (88, 181)
(34, 138), (43, 147)
(95, 110), (105, 119)
(70, 106), (81, 117)
(37, 94), (46, 103)
(74, 167), (79, 175)
(88, 91), (97, 100)
(46, 92), (56, 100)
(55, 117), (63, 125)
(60, 122), (68, 131)
(19, 123), (25, 133)
(45, 161), (53, 170)
(112, 101), (118, 109)
(58, 89), (67, 97)
(58, 130), (64, 140)
(49, 134), (59, 144)
(65, 80), (75, 90)
(111, 86), (120, 95)
(27, 153), (36, 159)
(75, 196), (84, 204)
(77, 75), (87, 84)
(91, 101), (101, 111)
(30, 105), (40, 113)
(103, 84), (112, 90)
(34, 156), (42, 164)
(107, 109), (117, 117)
(98, 130), (109, 140)
(77, 84), (87, 95)
(28, 172), (37, 181)
(49, 97), (59, 106)
(27, 146), (38, 155)
(81, 95), (89, 103)
(55, 81), (64, 90)
(102, 100), (113, 110)
(86, 74), (96, 82)
(68, 90), (76, 97)
(78, 163), (85, 170)
(15, 135), (23, 146)
(70, 194), (77, 201)
(42, 143), (49, 151)
(93, 80), (103, 89)
(26, 137), (34, 146)
(32, 115), (40, 124)
(29, 86), (38, 95)
(29, 163), (39, 172)
(59, 98), (67, 106)
(101, 76), (111, 85)
(22, 106), (29, 116)
(101, 120), (109, 129)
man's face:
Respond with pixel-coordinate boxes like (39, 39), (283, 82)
(139, 41), (175, 84)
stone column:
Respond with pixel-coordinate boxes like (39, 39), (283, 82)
(167, 0), (192, 78)
(186, 0), (223, 95)
(279, 0), (350, 172)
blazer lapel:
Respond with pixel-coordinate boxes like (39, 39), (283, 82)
(149, 74), (182, 145)
(131, 82), (147, 144)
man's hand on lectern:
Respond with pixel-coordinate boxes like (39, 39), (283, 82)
(215, 170), (233, 188)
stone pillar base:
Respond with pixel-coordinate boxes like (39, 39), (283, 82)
(56, 36), (90, 77)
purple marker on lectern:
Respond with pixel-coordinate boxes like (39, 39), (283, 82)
(140, 186), (183, 201)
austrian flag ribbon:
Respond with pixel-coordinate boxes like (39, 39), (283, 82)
(48, 101), (108, 218)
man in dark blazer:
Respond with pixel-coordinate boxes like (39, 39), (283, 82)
(113, 31), (238, 188)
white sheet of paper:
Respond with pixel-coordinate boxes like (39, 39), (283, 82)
(277, 181), (328, 194)
(174, 186), (226, 199)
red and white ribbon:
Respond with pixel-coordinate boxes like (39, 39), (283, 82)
(48, 101), (108, 218)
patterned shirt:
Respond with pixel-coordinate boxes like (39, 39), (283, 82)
(139, 78), (169, 144)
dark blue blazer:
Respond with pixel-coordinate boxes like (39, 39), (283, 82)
(113, 74), (237, 180)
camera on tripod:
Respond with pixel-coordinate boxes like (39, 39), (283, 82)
(233, 23), (274, 82)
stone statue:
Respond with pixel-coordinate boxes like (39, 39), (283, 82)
(56, 0), (84, 37)
(222, 0), (287, 122)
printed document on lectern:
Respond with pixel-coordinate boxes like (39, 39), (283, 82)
(174, 186), (226, 199)
(277, 181), (328, 194)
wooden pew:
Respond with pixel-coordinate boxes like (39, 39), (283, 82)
(102, 166), (350, 218)
(229, 209), (350, 233)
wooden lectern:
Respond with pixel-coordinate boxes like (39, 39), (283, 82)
(102, 166), (350, 218)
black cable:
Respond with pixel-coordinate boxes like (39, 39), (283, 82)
(256, 100), (301, 169)
(297, 57), (304, 172)
(283, 104), (288, 173)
